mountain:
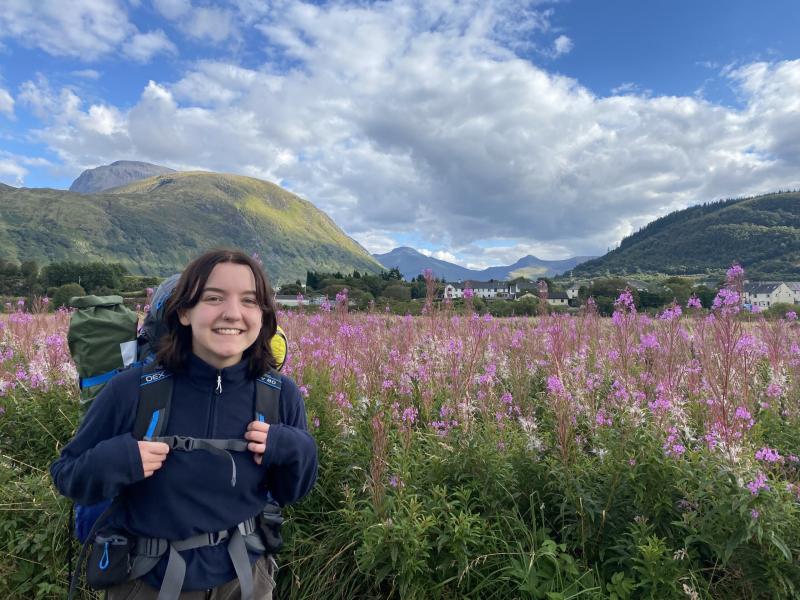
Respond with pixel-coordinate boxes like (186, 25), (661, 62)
(372, 246), (593, 281)
(1, 171), (383, 282)
(572, 191), (800, 278)
(69, 160), (176, 193)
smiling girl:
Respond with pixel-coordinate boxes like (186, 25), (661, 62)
(52, 249), (318, 599)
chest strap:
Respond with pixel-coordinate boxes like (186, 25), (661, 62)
(131, 518), (260, 600)
(152, 436), (248, 487)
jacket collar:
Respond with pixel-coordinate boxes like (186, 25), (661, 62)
(185, 353), (251, 391)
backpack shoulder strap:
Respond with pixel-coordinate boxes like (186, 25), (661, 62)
(255, 371), (282, 424)
(133, 363), (173, 440)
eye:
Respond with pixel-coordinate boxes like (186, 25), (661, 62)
(203, 294), (223, 303)
(242, 297), (259, 306)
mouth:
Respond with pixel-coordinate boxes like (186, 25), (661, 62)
(213, 328), (245, 335)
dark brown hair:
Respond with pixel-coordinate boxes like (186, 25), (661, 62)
(156, 248), (278, 377)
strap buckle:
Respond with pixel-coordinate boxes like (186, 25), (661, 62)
(207, 530), (227, 546)
(171, 436), (195, 451)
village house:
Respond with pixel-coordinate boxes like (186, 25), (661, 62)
(443, 280), (514, 299)
(742, 282), (795, 309)
(785, 282), (800, 303)
(546, 291), (569, 306)
(274, 294), (328, 307)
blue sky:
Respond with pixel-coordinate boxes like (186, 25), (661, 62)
(2, 0), (800, 269)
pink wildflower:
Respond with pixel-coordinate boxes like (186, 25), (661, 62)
(765, 382), (783, 398)
(595, 409), (613, 427)
(546, 375), (565, 396)
(726, 263), (744, 283)
(747, 472), (770, 496)
(755, 447), (782, 463)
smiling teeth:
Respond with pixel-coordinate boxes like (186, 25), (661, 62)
(215, 329), (243, 335)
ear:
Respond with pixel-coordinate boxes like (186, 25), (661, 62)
(178, 309), (191, 326)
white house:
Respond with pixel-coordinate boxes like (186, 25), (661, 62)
(274, 294), (328, 307)
(742, 282), (796, 308)
(784, 282), (800, 303)
(443, 283), (464, 299)
(546, 291), (569, 306)
(566, 285), (579, 300)
(444, 280), (513, 299)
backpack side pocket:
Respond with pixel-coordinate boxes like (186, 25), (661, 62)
(86, 533), (133, 589)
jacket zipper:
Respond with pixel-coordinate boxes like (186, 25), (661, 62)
(207, 370), (222, 437)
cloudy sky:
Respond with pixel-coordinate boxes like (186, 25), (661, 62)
(1, 0), (800, 268)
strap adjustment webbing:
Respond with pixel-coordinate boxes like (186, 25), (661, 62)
(136, 517), (258, 600)
(152, 436), (248, 486)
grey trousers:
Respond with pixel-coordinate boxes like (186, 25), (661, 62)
(105, 555), (276, 600)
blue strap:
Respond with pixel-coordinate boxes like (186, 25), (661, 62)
(144, 410), (161, 440)
(80, 369), (118, 389)
(99, 542), (109, 570)
(80, 359), (146, 389)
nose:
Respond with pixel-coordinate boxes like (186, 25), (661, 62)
(222, 298), (244, 320)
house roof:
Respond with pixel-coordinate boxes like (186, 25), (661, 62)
(548, 291), (569, 300)
(463, 280), (510, 290)
(743, 282), (784, 294)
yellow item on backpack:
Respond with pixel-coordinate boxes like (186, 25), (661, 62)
(271, 325), (288, 370)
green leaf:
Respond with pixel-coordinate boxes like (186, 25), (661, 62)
(769, 532), (792, 561)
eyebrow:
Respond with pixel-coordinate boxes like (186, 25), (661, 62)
(201, 287), (257, 295)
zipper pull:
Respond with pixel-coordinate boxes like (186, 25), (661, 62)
(215, 373), (222, 394)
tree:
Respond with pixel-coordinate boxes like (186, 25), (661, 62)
(306, 270), (320, 290)
(52, 283), (86, 309)
(279, 282), (303, 296)
(381, 283), (411, 301)
(381, 267), (403, 281)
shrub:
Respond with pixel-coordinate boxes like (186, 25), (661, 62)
(51, 283), (86, 309)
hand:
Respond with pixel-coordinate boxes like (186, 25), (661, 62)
(138, 441), (170, 478)
(244, 421), (270, 465)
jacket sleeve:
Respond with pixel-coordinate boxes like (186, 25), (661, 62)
(50, 372), (146, 505)
(262, 376), (318, 506)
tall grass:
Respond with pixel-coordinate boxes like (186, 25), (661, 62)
(1, 270), (799, 599)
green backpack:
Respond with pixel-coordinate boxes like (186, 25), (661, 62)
(67, 295), (139, 411)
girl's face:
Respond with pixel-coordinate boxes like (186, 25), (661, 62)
(178, 262), (263, 369)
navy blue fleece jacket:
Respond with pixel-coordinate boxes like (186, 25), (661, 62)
(51, 354), (317, 591)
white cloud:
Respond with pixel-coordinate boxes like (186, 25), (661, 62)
(0, 152), (53, 186)
(0, 88), (14, 117)
(153, 0), (235, 43)
(71, 69), (102, 80)
(15, 1), (800, 261)
(433, 250), (459, 263)
(0, 0), (134, 60)
(123, 30), (177, 62)
(0, 159), (26, 186)
(185, 7), (235, 43)
(552, 34), (573, 57)
(153, 0), (191, 20)
(351, 231), (398, 255)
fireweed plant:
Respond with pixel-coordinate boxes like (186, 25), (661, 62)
(1, 266), (799, 599)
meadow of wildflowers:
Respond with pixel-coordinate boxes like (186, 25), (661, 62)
(1, 265), (799, 599)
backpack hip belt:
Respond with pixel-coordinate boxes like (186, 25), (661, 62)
(131, 517), (264, 600)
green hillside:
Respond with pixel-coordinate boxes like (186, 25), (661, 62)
(0, 171), (383, 282)
(572, 191), (800, 278)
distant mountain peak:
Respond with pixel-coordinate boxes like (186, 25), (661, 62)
(373, 247), (594, 281)
(69, 160), (176, 194)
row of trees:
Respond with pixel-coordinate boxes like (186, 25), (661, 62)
(577, 277), (718, 315)
(1, 258), (162, 308)
(276, 269), (443, 306)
